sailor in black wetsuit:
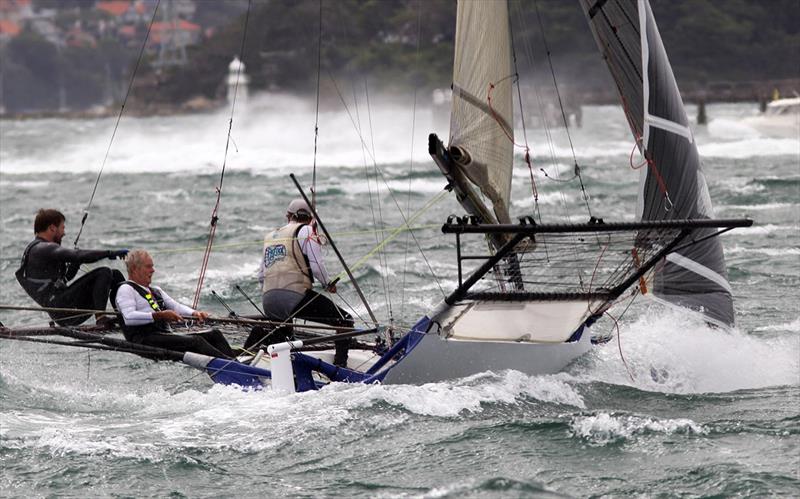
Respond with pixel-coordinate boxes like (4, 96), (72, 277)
(114, 249), (234, 359)
(16, 209), (127, 326)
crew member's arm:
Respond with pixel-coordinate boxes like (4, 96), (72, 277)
(37, 244), (126, 280)
(156, 287), (209, 321)
(298, 225), (331, 286)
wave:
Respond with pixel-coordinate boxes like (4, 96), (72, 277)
(569, 411), (705, 446)
(575, 307), (800, 394)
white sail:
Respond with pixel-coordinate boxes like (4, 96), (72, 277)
(449, 0), (514, 224)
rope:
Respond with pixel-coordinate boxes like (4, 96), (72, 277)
(595, 17), (673, 214)
(361, 79), (394, 322)
(328, 72), (447, 299)
(605, 311), (635, 382)
(73, 0), (161, 248)
(400, 1), (423, 323)
(311, 0), (323, 208)
(192, 0), (252, 308)
(532, 0), (593, 218)
(332, 190), (448, 284)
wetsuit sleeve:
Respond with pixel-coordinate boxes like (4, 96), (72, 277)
(298, 225), (330, 285)
(155, 287), (196, 317)
(116, 284), (156, 326)
(37, 243), (111, 264)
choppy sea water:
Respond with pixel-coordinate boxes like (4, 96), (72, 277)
(1, 99), (798, 497)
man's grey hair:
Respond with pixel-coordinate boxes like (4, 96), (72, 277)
(125, 249), (151, 274)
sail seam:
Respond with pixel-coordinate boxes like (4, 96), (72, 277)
(665, 252), (732, 294)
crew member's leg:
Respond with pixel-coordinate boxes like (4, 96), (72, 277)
(50, 267), (125, 326)
(292, 289), (353, 367)
(245, 290), (302, 351)
(130, 331), (233, 359)
(193, 329), (235, 358)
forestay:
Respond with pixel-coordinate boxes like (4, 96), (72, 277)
(449, 0), (514, 225)
(581, 0), (736, 327)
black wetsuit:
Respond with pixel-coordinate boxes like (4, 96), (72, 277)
(16, 238), (124, 326)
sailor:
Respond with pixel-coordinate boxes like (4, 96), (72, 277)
(248, 198), (353, 367)
(114, 250), (235, 359)
(16, 208), (127, 326)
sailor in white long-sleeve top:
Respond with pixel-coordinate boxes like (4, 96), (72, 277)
(114, 250), (234, 359)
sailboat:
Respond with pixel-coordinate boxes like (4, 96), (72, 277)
(0, 0), (751, 392)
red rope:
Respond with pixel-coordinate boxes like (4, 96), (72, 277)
(487, 81), (540, 204)
(606, 311), (635, 382)
(192, 188), (221, 309)
(630, 135), (647, 170)
(588, 236), (610, 292)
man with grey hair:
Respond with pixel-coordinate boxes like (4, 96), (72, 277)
(114, 250), (234, 359)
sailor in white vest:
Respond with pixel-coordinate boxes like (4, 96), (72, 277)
(249, 198), (352, 367)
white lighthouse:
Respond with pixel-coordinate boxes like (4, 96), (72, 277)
(227, 56), (250, 104)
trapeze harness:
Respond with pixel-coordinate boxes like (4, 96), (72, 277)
(114, 281), (172, 336)
(15, 239), (67, 305)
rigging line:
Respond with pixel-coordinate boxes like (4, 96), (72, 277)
(512, 1), (569, 226)
(73, 0), (162, 248)
(332, 291), (370, 333)
(349, 77), (389, 324)
(508, 3), (543, 228)
(311, 0), (323, 209)
(606, 310), (635, 381)
(517, 0), (581, 263)
(332, 190), (448, 287)
(327, 72), (446, 299)
(362, 79), (393, 320)
(400, 0), (423, 323)
(192, 0), (252, 309)
(532, 0), (593, 218)
(592, 16), (674, 212)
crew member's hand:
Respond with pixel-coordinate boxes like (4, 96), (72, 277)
(153, 310), (182, 322)
(192, 311), (210, 323)
(110, 249), (129, 260)
(326, 283), (337, 293)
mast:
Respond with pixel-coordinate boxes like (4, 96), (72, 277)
(580, 0), (736, 327)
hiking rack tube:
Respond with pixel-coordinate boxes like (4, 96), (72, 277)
(441, 218), (754, 234)
(443, 216), (753, 306)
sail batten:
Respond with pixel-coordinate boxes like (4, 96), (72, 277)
(581, 0), (737, 327)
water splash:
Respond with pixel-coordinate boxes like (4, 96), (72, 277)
(576, 307), (800, 394)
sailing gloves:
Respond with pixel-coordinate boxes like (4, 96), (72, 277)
(109, 249), (129, 260)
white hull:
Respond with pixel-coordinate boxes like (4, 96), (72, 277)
(383, 325), (592, 384)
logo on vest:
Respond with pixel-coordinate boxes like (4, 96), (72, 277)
(264, 244), (287, 268)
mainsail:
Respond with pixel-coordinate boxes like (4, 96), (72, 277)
(449, 0), (514, 225)
(581, 0), (736, 327)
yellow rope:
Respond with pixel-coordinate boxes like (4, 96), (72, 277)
(332, 189), (449, 282)
(148, 222), (443, 255)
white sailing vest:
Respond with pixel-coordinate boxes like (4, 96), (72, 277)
(261, 222), (312, 294)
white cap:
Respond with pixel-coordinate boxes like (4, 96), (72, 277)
(287, 198), (312, 217)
